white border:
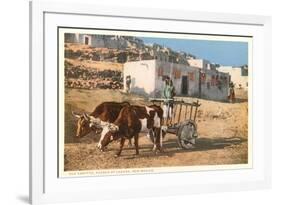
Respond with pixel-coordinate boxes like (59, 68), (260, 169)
(58, 28), (253, 177)
(30, 1), (271, 204)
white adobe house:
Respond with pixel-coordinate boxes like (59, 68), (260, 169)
(124, 60), (230, 101)
(187, 58), (217, 71)
(217, 66), (248, 89)
(187, 59), (213, 70)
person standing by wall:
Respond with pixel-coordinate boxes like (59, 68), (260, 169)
(162, 78), (176, 126)
(228, 81), (235, 103)
(125, 75), (131, 93)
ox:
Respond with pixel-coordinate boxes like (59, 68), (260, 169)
(72, 101), (131, 147)
(98, 104), (163, 157)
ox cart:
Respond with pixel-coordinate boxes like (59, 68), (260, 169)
(149, 98), (201, 149)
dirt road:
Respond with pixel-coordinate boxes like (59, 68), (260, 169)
(64, 88), (248, 171)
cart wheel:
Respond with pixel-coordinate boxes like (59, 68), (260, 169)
(177, 122), (198, 149)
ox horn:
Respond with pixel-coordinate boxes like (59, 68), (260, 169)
(72, 111), (81, 119)
(83, 113), (90, 121)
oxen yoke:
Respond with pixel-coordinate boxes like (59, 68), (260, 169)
(139, 106), (161, 133)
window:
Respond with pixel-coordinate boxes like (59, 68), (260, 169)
(173, 69), (181, 79)
(188, 72), (194, 81)
(200, 72), (206, 83)
(158, 67), (164, 77)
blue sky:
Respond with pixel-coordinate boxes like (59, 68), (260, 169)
(139, 37), (248, 66)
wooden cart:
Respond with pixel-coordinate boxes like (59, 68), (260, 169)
(149, 98), (201, 149)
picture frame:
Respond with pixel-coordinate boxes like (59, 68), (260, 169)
(29, 1), (272, 204)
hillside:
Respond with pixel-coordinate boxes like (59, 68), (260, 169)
(65, 58), (123, 71)
(65, 43), (143, 66)
(64, 44), (125, 90)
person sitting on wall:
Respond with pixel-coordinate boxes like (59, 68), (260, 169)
(162, 78), (176, 126)
(125, 75), (131, 93)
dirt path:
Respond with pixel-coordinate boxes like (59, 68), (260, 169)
(64, 88), (248, 171)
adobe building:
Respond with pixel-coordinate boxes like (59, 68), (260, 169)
(123, 60), (230, 101)
(187, 58), (217, 70)
(217, 66), (248, 90)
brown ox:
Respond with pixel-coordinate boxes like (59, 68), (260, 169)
(72, 101), (130, 147)
(99, 104), (163, 157)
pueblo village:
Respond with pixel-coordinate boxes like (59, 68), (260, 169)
(63, 33), (249, 173)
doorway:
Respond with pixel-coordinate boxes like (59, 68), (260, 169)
(84, 36), (89, 45)
(181, 75), (189, 95)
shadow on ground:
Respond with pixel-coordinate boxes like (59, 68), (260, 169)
(118, 136), (247, 159)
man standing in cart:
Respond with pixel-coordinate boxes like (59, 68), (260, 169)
(162, 78), (176, 126)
